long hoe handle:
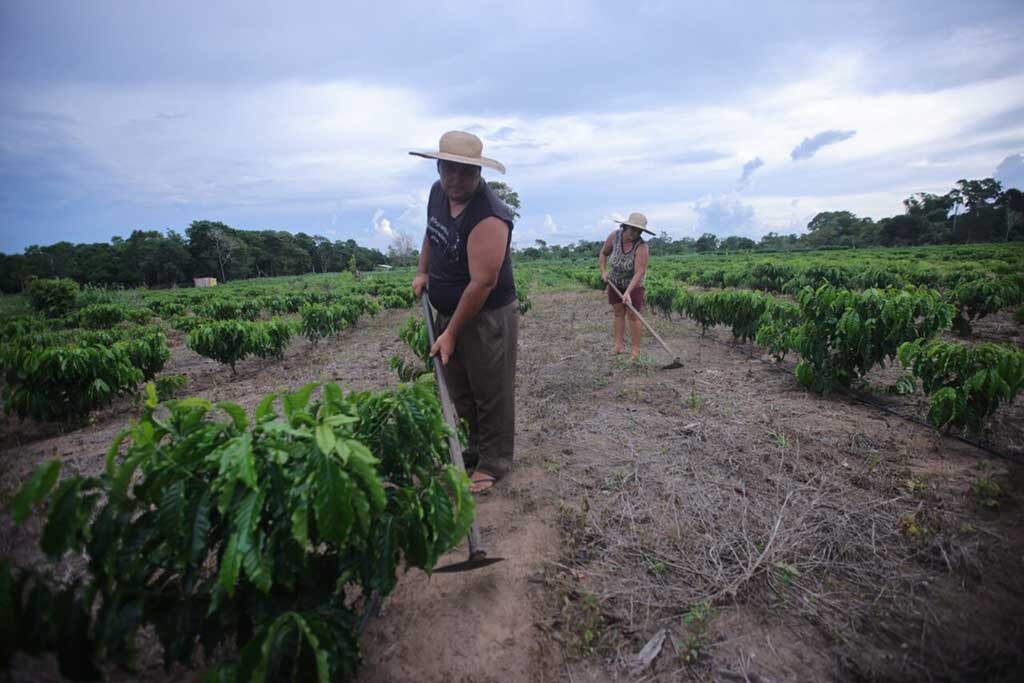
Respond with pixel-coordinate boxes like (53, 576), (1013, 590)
(421, 293), (486, 561)
(607, 280), (682, 365)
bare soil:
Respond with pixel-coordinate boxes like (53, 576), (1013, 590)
(3, 290), (1023, 682)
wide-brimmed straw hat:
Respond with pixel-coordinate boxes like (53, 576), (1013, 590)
(620, 212), (655, 236)
(409, 131), (506, 174)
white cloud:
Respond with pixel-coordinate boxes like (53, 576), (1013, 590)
(372, 208), (395, 240)
(693, 194), (757, 236)
(995, 153), (1024, 190)
(7, 44), (1024, 250)
(394, 190), (430, 233)
(5, 79), (498, 211)
(18, 62), (1024, 202)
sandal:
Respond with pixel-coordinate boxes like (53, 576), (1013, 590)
(469, 470), (497, 494)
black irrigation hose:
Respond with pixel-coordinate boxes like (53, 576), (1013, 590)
(837, 389), (1019, 464)
(661, 315), (1021, 465)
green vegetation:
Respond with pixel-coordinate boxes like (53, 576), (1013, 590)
(898, 340), (1024, 434)
(154, 373), (187, 401)
(299, 302), (361, 344)
(186, 320), (294, 373)
(4, 380), (473, 680)
(789, 285), (954, 392)
(1, 239), (1022, 678)
(25, 277), (80, 317)
(3, 177), (1019, 295)
(677, 599), (715, 665)
(390, 315), (430, 382)
(1, 326), (170, 421)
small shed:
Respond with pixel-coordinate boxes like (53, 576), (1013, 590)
(193, 277), (218, 288)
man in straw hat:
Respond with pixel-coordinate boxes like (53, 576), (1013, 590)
(599, 212), (654, 360)
(409, 131), (517, 494)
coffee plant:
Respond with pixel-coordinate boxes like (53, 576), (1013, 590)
(950, 275), (1024, 335)
(4, 379), (473, 680)
(26, 278), (81, 318)
(790, 285), (954, 392)
(389, 315), (430, 382)
(299, 303), (360, 344)
(73, 303), (127, 329)
(898, 339), (1024, 434)
(0, 344), (143, 421)
(186, 320), (294, 373)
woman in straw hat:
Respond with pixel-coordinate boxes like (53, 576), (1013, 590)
(409, 131), (517, 494)
(599, 213), (654, 360)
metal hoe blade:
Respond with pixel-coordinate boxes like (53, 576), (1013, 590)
(422, 292), (505, 573)
(433, 555), (506, 574)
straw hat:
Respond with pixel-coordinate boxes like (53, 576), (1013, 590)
(620, 212), (655, 236)
(409, 131), (506, 174)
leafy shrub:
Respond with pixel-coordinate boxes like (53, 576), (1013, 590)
(76, 284), (123, 307)
(195, 300), (259, 321)
(117, 330), (171, 380)
(74, 303), (127, 329)
(898, 339), (1024, 434)
(26, 278), (80, 318)
(147, 300), (187, 318)
(0, 344), (143, 421)
(755, 300), (801, 361)
(171, 315), (210, 333)
(570, 269), (604, 290)
(950, 276), (1024, 335)
(515, 275), (533, 315)
(299, 303), (360, 344)
(258, 295), (288, 315)
(125, 308), (152, 325)
(645, 279), (678, 318)
(252, 319), (293, 361)
(186, 321), (252, 373)
(389, 315), (430, 382)
(362, 297), (382, 316)
(5, 380), (473, 680)
(186, 320), (293, 372)
(745, 262), (796, 292)
(154, 373), (187, 400)
(0, 316), (48, 340)
(790, 285), (953, 392)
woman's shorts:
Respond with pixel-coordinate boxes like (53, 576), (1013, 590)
(607, 285), (644, 312)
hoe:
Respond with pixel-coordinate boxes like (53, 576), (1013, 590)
(421, 292), (505, 573)
(607, 281), (684, 370)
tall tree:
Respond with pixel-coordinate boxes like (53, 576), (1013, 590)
(695, 233), (718, 252)
(949, 178), (1004, 242)
(387, 232), (418, 267)
(487, 181), (521, 220)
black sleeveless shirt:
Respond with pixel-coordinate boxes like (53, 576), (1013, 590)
(426, 179), (516, 315)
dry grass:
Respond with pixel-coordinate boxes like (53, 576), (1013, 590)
(527, 292), (1024, 681)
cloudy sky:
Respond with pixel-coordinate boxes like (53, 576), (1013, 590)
(2, 0), (1023, 253)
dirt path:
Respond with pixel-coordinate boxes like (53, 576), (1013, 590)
(4, 289), (1023, 682)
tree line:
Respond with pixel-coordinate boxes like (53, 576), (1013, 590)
(2, 178), (1020, 292)
(515, 177), (1024, 260)
(0, 221), (388, 293)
